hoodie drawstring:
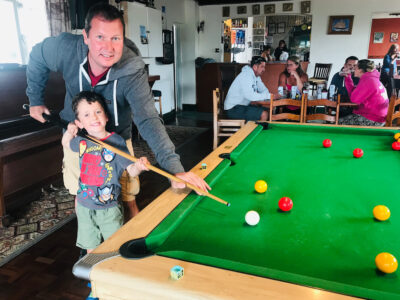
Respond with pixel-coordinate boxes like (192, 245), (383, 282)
(113, 80), (119, 127)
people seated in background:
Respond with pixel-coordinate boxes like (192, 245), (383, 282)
(278, 55), (309, 97)
(339, 60), (389, 126)
(224, 56), (270, 121)
(380, 44), (399, 93)
(330, 56), (359, 99)
(274, 40), (289, 61)
(261, 45), (274, 61)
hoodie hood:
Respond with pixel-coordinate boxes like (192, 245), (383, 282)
(361, 69), (380, 80)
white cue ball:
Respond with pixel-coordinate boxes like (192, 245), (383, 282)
(245, 211), (260, 226)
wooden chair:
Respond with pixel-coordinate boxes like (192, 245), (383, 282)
(213, 88), (245, 149)
(269, 95), (304, 123)
(308, 63), (332, 92)
(385, 78), (400, 127)
(303, 94), (341, 125)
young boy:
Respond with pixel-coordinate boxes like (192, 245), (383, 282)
(62, 91), (149, 252)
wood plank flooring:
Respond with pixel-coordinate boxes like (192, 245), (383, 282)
(0, 112), (212, 299)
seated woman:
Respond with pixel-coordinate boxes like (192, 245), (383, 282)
(278, 55), (308, 98)
(261, 45), (274, 62)
(339, 59), (389, 126)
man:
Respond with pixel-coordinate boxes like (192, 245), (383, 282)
(330, 56), (359, 99)
(26, 3), (209, 220)
(224, 56), (270, 121)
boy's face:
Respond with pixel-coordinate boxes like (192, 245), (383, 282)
(75, 99), (108, 137)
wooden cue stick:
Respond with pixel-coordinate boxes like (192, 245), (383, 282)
(84, 134), (230, 207)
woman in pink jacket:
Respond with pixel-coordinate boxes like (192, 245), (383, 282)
(339, 59), (389, 126)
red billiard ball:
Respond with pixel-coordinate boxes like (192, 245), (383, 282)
(353, 148), (363, 158)
(323, 139), (332, 148)
(279, 197), (293, 212)
(392, 142), (400, 151)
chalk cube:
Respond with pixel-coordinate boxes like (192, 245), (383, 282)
(170, 265), (184, 280)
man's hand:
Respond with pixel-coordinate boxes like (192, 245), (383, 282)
(30, 105), (50, 123)
(172, 172), (211, 194)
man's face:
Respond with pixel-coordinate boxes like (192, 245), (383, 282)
(75, 100), (108, 138)
(344, 59), (358, 72)
(83, 17), (124, 75)
(253, 62), (266, 77)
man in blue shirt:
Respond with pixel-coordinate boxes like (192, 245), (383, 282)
(224, 56), (270, 121)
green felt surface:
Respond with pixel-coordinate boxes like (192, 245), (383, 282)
(146, 124), (400, 299)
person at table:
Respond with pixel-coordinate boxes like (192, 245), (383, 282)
(26, 3), (210, 220)
(339, 59), (389, 126)
(274, 40), (289, 61)
(261, 45), (273, 61)
(278, 55), (308, 98)
(330, 56), (359, 99)
(224, 56), (270, 121)
(380, 44), (399, 94)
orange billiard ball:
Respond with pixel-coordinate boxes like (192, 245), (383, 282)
(375, 252), (398, 274)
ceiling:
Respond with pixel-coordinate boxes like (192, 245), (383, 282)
(195, 0), (285, 6)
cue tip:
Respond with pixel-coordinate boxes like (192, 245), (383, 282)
(227, 202), (231, 207)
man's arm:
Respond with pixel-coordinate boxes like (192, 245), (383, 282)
(241, 76), (270, 101)
(26, 34), (64, 122)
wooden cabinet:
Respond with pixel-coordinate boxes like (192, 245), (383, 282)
(195, 62), (309, 113)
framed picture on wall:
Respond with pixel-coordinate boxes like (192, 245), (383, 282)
(222, 6), (230, 18)
(282, 3), (293, 12)
(327, 15), (354, 35)
(264, 4), (275, 14)
(252, 4), (260, 15)
(300, 1), (311, 14)
(390, 32), (399, 43)
(268, 23), (276, 35)
(373, 32), (384, 43)
(278, 22), (286, 34)
(237, 6), (247, 15)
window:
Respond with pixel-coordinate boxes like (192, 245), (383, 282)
(0, 0), (49, 64)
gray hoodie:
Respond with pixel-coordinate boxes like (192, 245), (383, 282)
(26, 32), (184, 174)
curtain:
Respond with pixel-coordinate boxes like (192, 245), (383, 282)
(45, 0), (71, 36)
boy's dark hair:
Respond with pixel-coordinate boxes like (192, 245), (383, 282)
(251, 56), (267, 67)
(72, 91), (108, 120)
(345, 56), (359, 63)
(85, 3), (125, 36)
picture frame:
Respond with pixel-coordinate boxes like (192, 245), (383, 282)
(373, 32), (384, 44)
(264, 4), (275, 14)
(268, 23), (276, 35)
(278, 22), (286, 34)
(252, 4), (260, 15)
(327, 15), (354, 35)
(300, 1), (311, 14)
(390, 32), (399, 43)
(237, 5), (247, 15)
(222, 6), (230, 18)
(282, 3), (293, 12)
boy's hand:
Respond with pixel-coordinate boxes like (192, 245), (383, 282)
(67, 123), (78, 137)
(127, 157), (149, 178)
(172, 172), (211, 194)
(135, 157), (150, 172)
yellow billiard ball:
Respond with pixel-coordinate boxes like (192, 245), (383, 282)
(373, 205), (390, 221)
(375, 252), (398, 274)
(254, 180), (268, 193)
(394, 133), (400, 140)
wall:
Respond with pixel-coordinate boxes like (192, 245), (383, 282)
(198, 0), (400, 83)
(368, 18), (400, 58)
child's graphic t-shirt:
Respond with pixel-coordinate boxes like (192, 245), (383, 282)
(70, 133), (132, 209)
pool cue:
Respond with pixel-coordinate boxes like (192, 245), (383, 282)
(83, 134), (230, 207)
(32, 111), (230, 207)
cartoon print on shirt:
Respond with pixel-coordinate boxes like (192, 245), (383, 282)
(79, 140), (87, 157)
(97, 185), (115, 205)
(102, 148), (116, 162)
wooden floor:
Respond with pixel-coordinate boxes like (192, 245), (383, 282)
(0, 112), (213, 299)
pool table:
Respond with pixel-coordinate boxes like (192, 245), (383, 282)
(83, 122), (400, 300)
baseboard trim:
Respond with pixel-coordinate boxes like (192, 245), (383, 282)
(182, 104), (197, 111)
